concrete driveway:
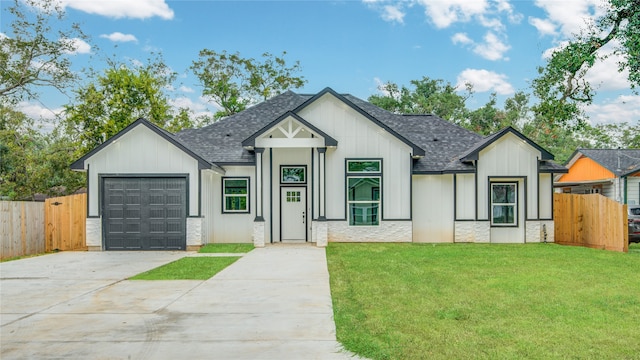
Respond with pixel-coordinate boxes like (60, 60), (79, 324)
(1, 245), (356, 359)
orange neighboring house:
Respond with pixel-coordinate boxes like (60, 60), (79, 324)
(555, 149), (640, 205)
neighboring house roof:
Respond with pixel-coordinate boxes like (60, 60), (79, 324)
(566, 149), (640, 177)
(71, 118), (222, 173)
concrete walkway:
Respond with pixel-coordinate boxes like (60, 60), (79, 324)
(1, 245), (357, 359)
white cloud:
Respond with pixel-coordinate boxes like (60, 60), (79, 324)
(452, 31), (510, 61)
(585, 95), (640, 125)
(541, 40), (569, 59)
(61, 38), (91, 55)
(0, 33), (7, 40)
(373, 77), (393, 97)
(169, 96), (218, 117)
(417, 0), (489, 29)
(451, 32), (473, 45)
(473, 32), (510, 61)
(43, 0), (174, 20)
(179, 86), (195, 93)
(16, 101), (64, 123)
(585, 50), (631, 92)
(532, 0), (604, 38)
(528, 17), (557, 36)
(100, 32), (138, 43)
(381, 5), (405, 24)
(456, 69), (515, 95)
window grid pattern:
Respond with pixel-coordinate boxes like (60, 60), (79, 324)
(223, 178), (249, 213)
(491, 183), (517, 226)
(346, 160), (382, 226)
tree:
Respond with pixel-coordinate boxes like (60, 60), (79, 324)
(586, 122), (640, 148)
(368, 77), (472, 124)
(0, 105), (82, 200)
(64, 57), (178, 153)
(191, 50), (306, 119)
(532, 0), (640, 128)
(0, 0), (86, 104)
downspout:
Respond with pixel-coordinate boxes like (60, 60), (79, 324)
(624, 176), (628, 204)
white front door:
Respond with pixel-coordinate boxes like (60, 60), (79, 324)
(281, 187), (306, 241)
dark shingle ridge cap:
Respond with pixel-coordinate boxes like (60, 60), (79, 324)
(71, 118), (220, 172)
(294, 87), (426, 156)
(460, 126), (555, 161)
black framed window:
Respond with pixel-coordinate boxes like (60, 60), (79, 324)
(223, 177), (249, 213)
(346, 159), (382, 226)
(281, 166), (306, 184)
(491, 183), (517, 226)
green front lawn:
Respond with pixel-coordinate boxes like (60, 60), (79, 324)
(199, 243), (254, 253)
(327, 243), (640, 360)
(130, 256), (240, 280)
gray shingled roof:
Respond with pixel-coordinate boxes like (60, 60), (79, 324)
(173, 89), (565, 173)
(575, 149), (640, 177)
(174, 91), (309, 164)
(343, 95), (482, 173)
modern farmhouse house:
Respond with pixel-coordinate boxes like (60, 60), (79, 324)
(71, 88), (567, 250)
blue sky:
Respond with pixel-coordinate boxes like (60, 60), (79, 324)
(2, 0), (638, 127)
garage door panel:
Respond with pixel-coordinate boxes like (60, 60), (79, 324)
(103, 177), (186, 251)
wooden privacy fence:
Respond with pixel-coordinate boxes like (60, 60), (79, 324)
(554, 193), (628, 253)
(1, 201), (45, 260)
(45, 194), (87, 252)
(0, 194), (87, 260)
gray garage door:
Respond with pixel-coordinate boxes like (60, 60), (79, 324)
(103, 177), (187, 250)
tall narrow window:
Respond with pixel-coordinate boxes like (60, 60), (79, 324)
(346, 160), (381, 226)
(491, 183), (517, 226)
(223, 178), (249, 213)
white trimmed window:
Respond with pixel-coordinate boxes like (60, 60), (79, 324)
(491, 183), (517, 226)
(223, 178), (249, 213)
(347, 160), (381, 226)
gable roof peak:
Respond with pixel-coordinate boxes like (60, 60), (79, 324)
(460, 126), (554, 161)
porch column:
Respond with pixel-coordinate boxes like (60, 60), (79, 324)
(254, 148), (264, 221)
(317, 147), (328, 247)
(253, 147), (265, 247)
(318, 147), (326, 220)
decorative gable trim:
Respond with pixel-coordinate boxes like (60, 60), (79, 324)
(71, 118), (223, 173)
(241, 111), (338, 148)
(293, 87), (426, 157)
(460, 126), (554, 162)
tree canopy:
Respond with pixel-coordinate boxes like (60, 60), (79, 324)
(0, 0), (85, 104)
(64, 58), (176, 153)
(191, 50), (306, 119)
(532, 0), (640, 129)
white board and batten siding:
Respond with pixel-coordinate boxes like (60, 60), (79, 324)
(84, 125), (200, 217)
(455, 173), (475, 220)
(539, 173), (553, 219)
(476, 133), (541, 243)
(628, 176), (640, 205)
(201, 166), (255, 244)
(297, 93), (413, 221)
(412, 174), (454, 242)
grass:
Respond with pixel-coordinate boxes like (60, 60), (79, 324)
(129, 256), (240, 280)
(629, 242), (640, 254)
(199, 243), (254, 253)
(327, 243), (640, 360)
(0, 251), (57, 263)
